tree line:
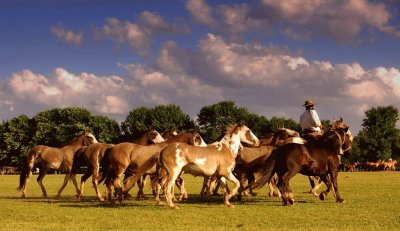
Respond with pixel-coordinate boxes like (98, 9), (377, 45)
(0, 101), (399, 167)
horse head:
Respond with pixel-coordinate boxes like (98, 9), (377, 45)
(148, 129), (165, 144)
(82, 131), (98, 146)
(270, 128), (300, 146)
(231, 123), (260, 147)
(326, 118), (353, 154)
(191, 130), (207, 147)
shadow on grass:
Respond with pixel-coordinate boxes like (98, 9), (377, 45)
(2, 192), (325, 208)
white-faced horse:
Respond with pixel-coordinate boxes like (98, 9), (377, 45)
(159, 123), (260, 209)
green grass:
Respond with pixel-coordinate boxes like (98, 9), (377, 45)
(0, 172), (399, 231)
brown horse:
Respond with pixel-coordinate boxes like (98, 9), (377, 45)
(119, 129), (165, 145)
(234, 128), (301, 200)
(17, 131), (98, 198)
(73, 129), (166, 201)
(73, 143), (114, 201)
(249, 118), (353, 205)
(103, 130), (207, 202)
(159, 123), (260, 209)
(160, 128), (178, 140)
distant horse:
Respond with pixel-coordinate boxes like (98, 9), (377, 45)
(17, 131), (98, 198)
(249, 118), (353, 205)
(103, 130), (207, 202)
(159, 123), (260, 209)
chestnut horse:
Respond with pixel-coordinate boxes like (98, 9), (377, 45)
(74, 129), (165, 201)
(159, 123), (260, 209)
(249, 118), (353, 205)
(17, 131), (98, 198)
(234, 128), (301, 200)
(103, 130), (207, 202)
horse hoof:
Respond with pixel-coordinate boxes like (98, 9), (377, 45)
(170, 206), (179, 210)
(319, 193), (326, 201)
(99, 197), (105, 202)
(336, 198), (345, 203)
(288, 199), (295, 205)
(227, 204), (235, 209)
(21, 195), (26, 199)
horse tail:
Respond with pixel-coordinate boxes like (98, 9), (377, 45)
(98, 146), (112, 184)
(72, 147), (86, 174)
(122, 154), (160, 194)
(17, 148), (36, 191)
(248, 150), (277, 190)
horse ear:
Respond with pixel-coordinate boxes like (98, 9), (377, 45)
(340, 117), (343, 122)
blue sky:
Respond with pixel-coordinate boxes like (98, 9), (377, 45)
(1, 0), (400, 134)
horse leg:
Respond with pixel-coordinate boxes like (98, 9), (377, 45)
(71, 173), (80, 196)
(164, 169), (181, 209)
(318, 174), (331, 201)
(76, 170), (92, 201)
(21, 167), (34, 198)
(200, 176), (210, 198)
(310, 176), (323, 197)
(56, 172), (72, 198)
(247, 173), (257, 196)
(268, 176), (281, 197)
(221, 173), (241, 208)
(236, 172), (246, 201)
(176, 175), (187, 201)
(36, 169), (48, 198)
(277, 171), (297, 206)
(330, 168), (344, 203)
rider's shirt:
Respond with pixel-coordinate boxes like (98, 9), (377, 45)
(300, 109), (321, 132)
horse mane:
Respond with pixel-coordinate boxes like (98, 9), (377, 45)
(60, 132), (87, 148)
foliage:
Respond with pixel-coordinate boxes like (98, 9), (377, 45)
(0, 115), (31, 166)
(121, 104), (195, 137)
(90, 115), (120, 143)
(355, 105), (400, 161)
(197, 101), (270, 142)
(268, 116), (302, 133)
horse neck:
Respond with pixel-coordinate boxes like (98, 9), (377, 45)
(219, 132), (241, 156)
(60, 138), (84, 156)
(165, 133), (190, 144)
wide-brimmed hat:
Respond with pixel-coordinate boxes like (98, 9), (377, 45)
(303, 99), (315, 107)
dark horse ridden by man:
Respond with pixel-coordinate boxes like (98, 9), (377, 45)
(248, 118), (353, 205)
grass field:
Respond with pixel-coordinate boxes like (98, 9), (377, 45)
(0, 172), (399, 231)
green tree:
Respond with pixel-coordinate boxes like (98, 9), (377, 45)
(31, 108), (93, 146)
(356, 105), (400, 161)
(268, 116), (301, 133)
(90, 115), (120, 143)
(197, 101), (269, 142)
(122, 104), (194, 136)
(0, 115), (32, 166)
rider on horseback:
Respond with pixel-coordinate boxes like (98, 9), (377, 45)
(300, 99), (322, 134)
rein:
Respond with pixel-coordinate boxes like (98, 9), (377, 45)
(333, 129), (351, 154)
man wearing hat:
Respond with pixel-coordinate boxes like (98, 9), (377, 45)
(300, 99), (322, 134)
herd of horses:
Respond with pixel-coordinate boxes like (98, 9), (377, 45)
(17, 118), (355, 208)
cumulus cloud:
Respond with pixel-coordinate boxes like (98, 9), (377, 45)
(99, 11), (189, 56)
(185, 0), (400, 43)
(1, 33), (399, 133)
(185, 0), (216, 26)
(51, 25), (83, 45)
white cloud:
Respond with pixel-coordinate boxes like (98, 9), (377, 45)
(185, 0), (399, 43)
(100, 11), (189, 56)
(1, 33), (399, 134)
(185, 0), (216, 26)
(51, 25), (83, 45)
